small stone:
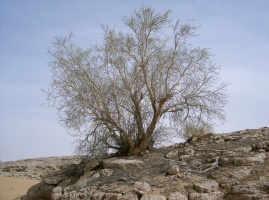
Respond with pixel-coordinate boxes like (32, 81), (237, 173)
(133, 181), (151, 195)
(100, 169), (113, 177)
(168, 165), (180, 175)
(92, 172), (101, 179)
(92, 192), (105, 200)
(182, 148), (194, 156)
(190, 159), (203, 168)
(166, 150), (179, 158)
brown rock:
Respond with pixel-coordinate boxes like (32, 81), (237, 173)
(84, 158), (100, 173)
(168, 165), (180, 175)
(25, 182), (55, 200)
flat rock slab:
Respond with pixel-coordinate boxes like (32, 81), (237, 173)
(141, 194), (166, 200)
(225, 193), (269, 200)
(189, 192), (224, 200)
(103, 158), (145, 170)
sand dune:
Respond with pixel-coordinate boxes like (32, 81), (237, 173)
(0, 176), (39, 200)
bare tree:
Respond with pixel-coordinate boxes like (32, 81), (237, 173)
(44, 6), (228, 156)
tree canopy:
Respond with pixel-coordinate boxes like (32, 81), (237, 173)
(44, 6), (228, 156)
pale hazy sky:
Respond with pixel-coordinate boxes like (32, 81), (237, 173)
(0, 0), (268, 161)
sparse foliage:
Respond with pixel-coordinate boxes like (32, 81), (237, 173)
(44, 6), (228, 156)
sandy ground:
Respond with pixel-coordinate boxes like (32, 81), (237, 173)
(0, 176), (39, 200)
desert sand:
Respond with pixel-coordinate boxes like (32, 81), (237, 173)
(0, 176), (39, 200)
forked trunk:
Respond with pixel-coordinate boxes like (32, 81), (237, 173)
(128, 140), (149, 156)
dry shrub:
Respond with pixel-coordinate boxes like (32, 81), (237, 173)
(181, 123), (213, 141)
(42, 157), (89, 183)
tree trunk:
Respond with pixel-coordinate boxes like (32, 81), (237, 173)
(128, 140), (149, 156)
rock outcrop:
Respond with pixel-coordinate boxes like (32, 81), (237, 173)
(0, 156), (82, 180)
(1, 127), (269, 199)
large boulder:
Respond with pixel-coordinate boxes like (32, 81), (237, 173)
(84, 158), (100, 173)
(25, 182), (55, 200)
